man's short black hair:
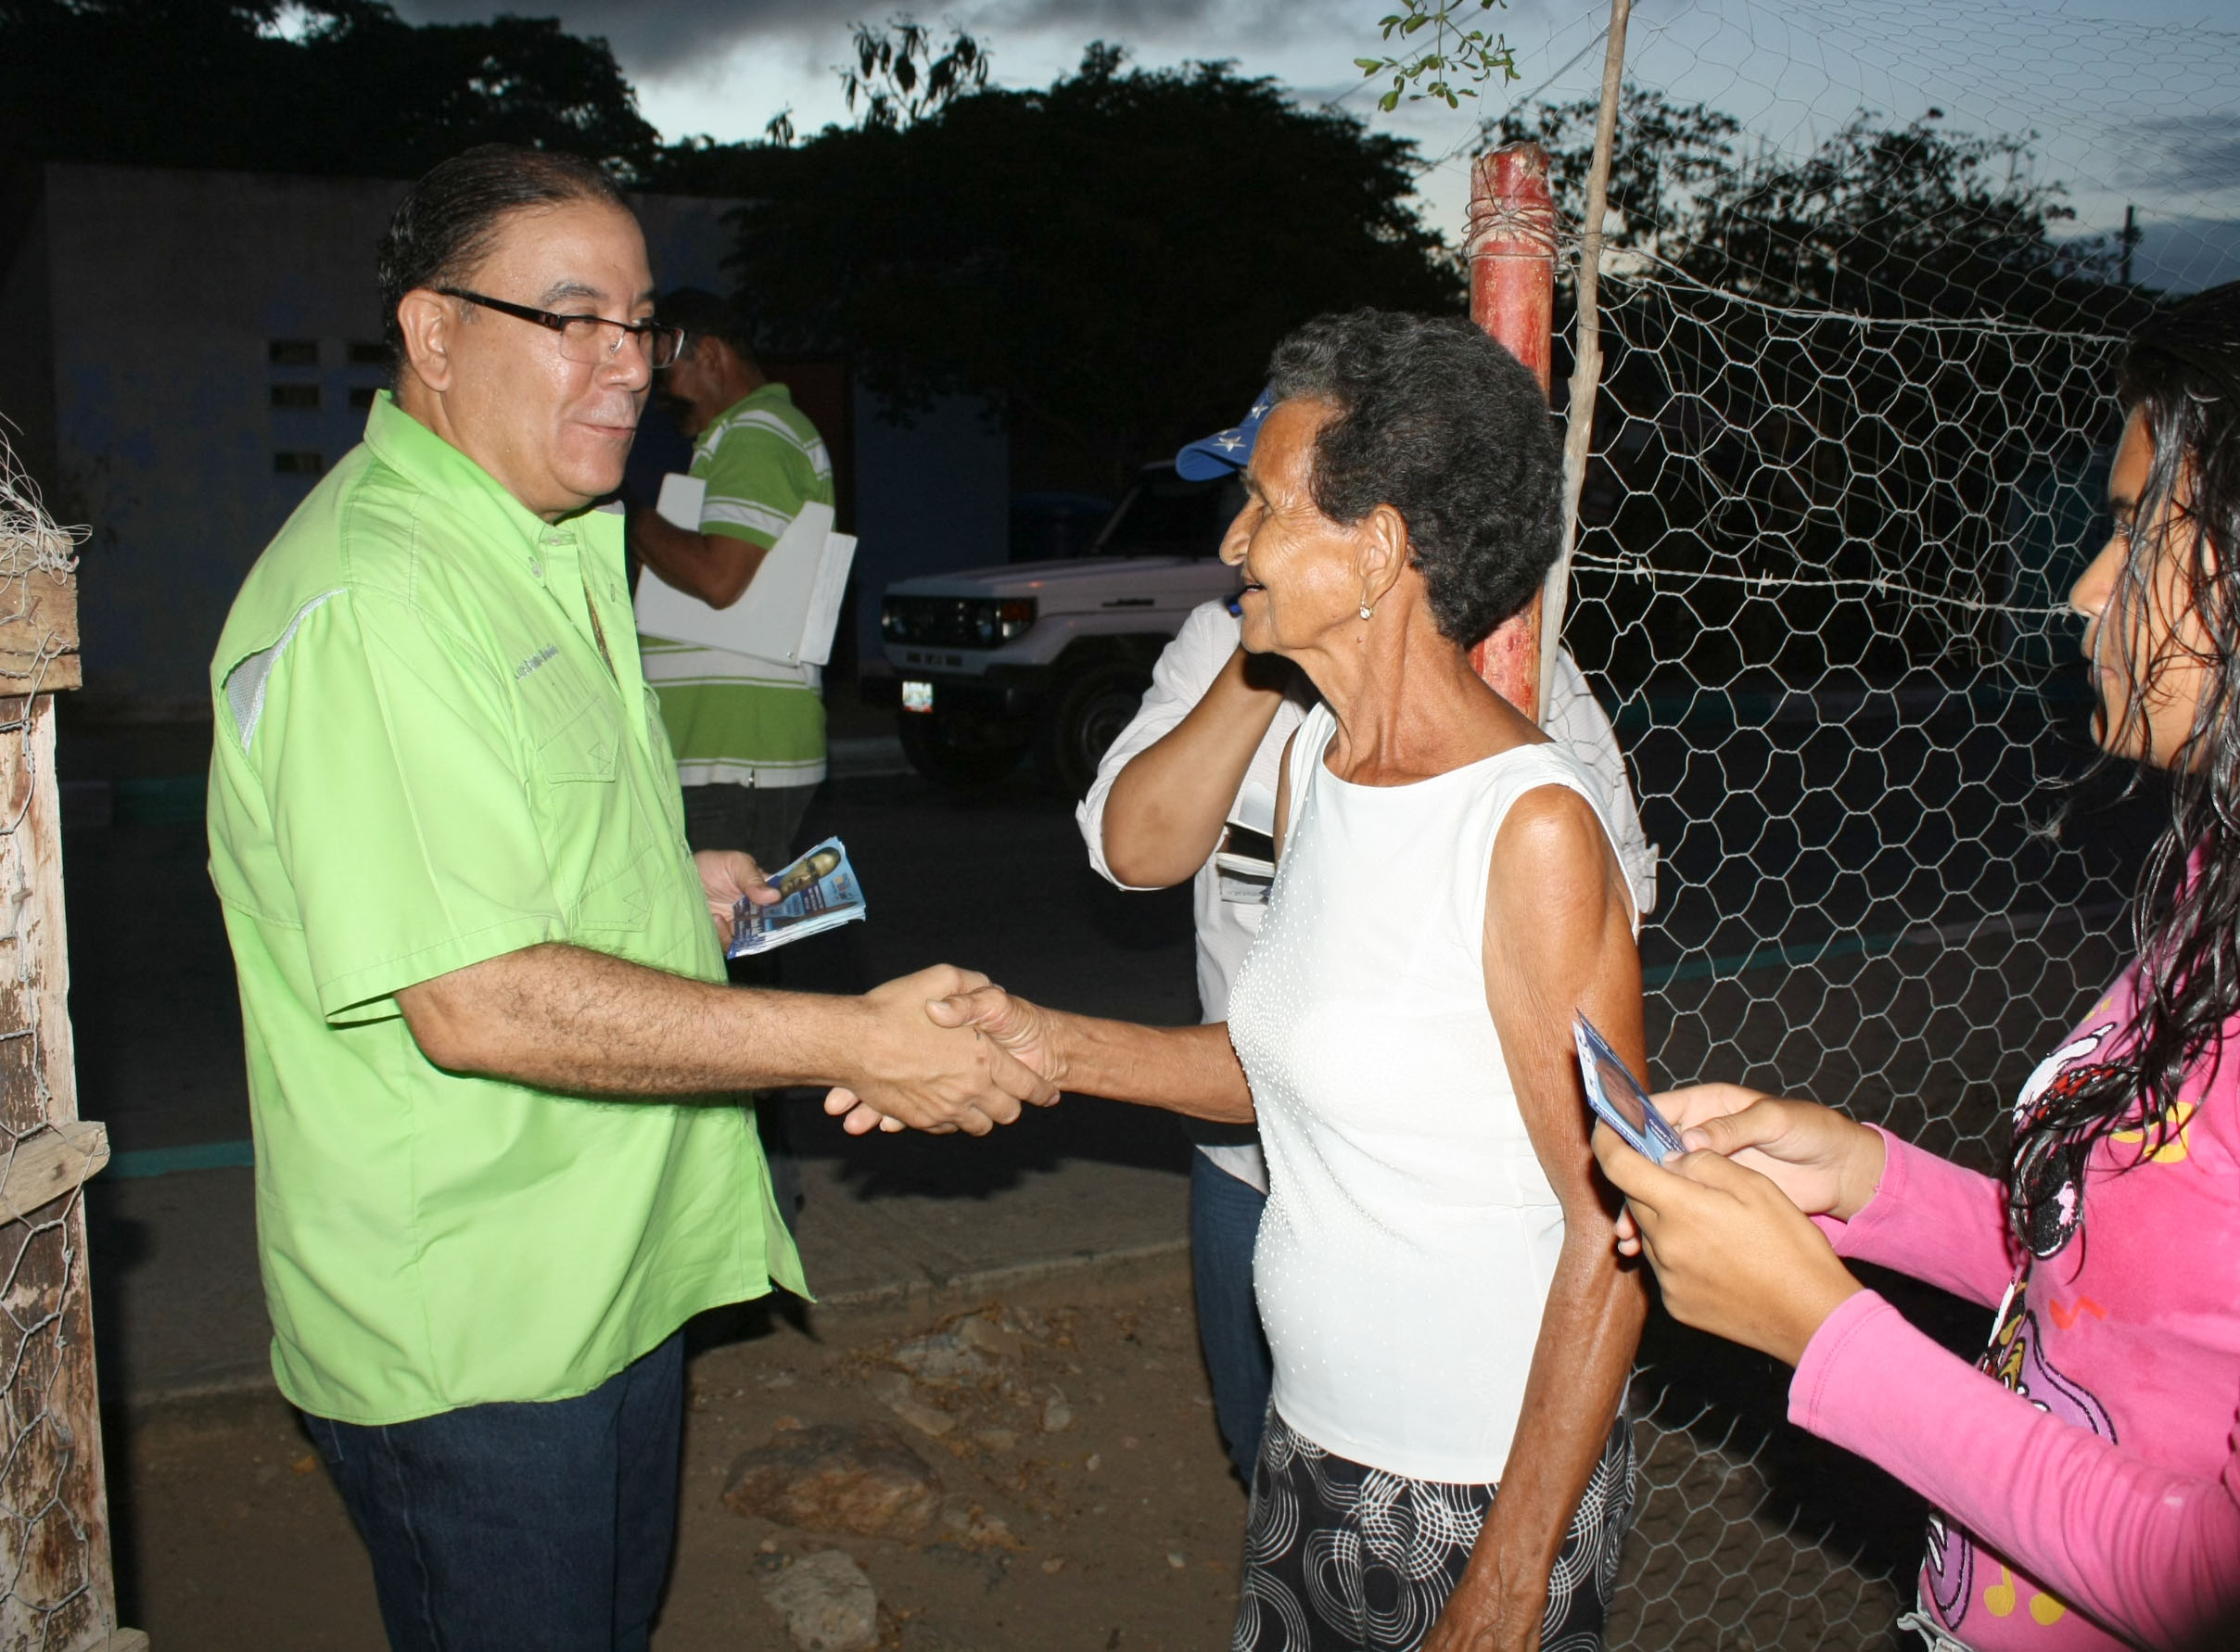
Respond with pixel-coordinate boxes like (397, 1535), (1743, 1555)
(658, 287), (758, 363)
(375, 144), (630, 377)
(1266, 310), (1562, 647)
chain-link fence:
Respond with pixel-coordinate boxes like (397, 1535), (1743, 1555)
(1465, 1), (2240, 1644)
(0, 431), (127, 1652)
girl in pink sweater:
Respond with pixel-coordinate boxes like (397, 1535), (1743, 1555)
(1596, 281), (2240, 1652)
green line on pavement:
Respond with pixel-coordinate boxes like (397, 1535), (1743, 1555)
(108, 1139), (255, 1179)
(1644, 927), (1898, 989)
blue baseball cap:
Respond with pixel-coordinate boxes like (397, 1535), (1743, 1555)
(1174, 387), (1275, 480)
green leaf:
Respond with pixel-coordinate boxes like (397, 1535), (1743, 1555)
(1379, 88), (1401, 111)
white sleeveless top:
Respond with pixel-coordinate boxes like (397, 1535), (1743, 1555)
(1228, 701), (1637, 1483)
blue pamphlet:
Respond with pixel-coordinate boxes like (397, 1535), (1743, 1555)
(728, 836), (868, 959)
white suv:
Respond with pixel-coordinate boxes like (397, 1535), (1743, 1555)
(877, 464), (1244, 793)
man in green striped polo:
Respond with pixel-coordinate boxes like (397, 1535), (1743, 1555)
(629, 286), (831, 871)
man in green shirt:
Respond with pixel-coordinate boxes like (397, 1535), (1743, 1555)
(629, 286), (830, 871)
(207, 145), (1047, 1652)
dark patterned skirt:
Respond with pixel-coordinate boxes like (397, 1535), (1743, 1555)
(1233, 1409), (1635, 1652)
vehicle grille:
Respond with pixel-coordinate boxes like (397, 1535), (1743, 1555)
(883, 596), (1005, 649)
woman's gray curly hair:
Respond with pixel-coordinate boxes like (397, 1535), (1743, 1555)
(1266, 309), (1562, 646)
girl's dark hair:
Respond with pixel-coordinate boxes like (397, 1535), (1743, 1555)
(375, 144), (630, 375)
(1266, 310), (1563, 646)
(2010, 279), (2240, 1257)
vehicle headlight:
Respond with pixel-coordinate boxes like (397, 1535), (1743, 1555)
(962, 598), (1037, 643)
(880, 598), (904, 642)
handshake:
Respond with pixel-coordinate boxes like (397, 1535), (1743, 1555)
(824, 966), (1063, 1137)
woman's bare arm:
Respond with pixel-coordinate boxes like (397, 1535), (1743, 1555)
(827, 998), (1254, 1131)
(1429, 785), (1649, 1652)
(997, 1010), (1255, 1122)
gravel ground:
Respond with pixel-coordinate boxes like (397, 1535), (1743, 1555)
(108, 1256), (1249, 1651)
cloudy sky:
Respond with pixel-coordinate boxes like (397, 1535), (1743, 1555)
(395, 0), (2240, 289)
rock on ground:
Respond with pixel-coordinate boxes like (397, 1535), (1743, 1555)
(724, 1422), (944, 1540)
(759, 1549), (880, 1652)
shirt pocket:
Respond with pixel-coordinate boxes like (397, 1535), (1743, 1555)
(537, 693), (621, 782)
(532, 690), (653, 934)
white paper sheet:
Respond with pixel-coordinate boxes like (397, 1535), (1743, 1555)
(655, 472), (706, 531)
(634, 499), (854, 668)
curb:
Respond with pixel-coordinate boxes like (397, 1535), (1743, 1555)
(812, 1237), (1191, 1310)
(110, 1238), (1193, 1411)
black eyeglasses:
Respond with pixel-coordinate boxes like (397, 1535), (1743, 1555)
(437, 288), (686, 370)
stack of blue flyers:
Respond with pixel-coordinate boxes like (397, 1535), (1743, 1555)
(728, 836), (868, 959)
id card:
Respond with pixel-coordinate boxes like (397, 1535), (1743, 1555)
(1573, 1012), (1686, 1164)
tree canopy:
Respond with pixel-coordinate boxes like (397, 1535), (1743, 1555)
(664, 46), (1461, 489)
(1489, 82), (2129, 324)
(0, 0), (660, 179)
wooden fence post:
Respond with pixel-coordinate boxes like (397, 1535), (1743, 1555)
(1466, 140), (1559, 719)
(0, 457), (142, 1650)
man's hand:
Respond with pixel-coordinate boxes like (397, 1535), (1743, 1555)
(695, 850), (778, 951)
(831, 967), (1058, 1137)
(1424, 1560), (1549, 1652)
(1593, 1123), (1864, 1366)
(824, 981), (1067, 1136)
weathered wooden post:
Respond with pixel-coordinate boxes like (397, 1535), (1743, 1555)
(0, 447), (140, 1652)
(1465, 141), (1559, 719)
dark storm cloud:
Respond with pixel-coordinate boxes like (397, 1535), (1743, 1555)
(981, 0), (1240, 23)
(2122, 115), (2240, 198)
(389, 1), (832, 76)
(393, 0), (1328, 77)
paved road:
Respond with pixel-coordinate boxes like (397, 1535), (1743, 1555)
(62, 684), (2158, 1404)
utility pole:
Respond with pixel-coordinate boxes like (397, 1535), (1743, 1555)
(2121, 203), (2139, 289)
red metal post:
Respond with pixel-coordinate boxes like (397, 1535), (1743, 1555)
(1465, 142), (1558, 719)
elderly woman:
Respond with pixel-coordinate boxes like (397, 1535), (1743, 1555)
(835, 310), (1648, 1652)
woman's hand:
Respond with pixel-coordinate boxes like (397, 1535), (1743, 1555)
(1422, 1561), (1548, 1652)
(1658, 1084), (1888, 1221)
(1594, 1123), (1865, 1366)
(822, 982), (1067, 1136)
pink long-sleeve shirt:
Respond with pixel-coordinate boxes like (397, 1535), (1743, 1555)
(1790, 972), (2240, 1649)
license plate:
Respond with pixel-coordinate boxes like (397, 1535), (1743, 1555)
(901, 680), (935, 714)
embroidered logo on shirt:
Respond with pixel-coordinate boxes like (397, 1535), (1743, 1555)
(515, 645), (560, 680)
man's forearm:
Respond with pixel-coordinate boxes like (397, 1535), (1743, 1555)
(630, 508), (766, 609)
(400, 942), (860, 1095)
(1103, 647), (1285, 887)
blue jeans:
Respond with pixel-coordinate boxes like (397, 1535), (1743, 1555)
(1191, 1150), (1274, 1484)
(302, 1333), (685, 1652)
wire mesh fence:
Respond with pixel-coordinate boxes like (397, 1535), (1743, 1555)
(1489, 1), (2240, 1644)
(0, 432), (119, 1652)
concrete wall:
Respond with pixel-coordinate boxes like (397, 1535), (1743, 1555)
(0, 187), (57, 488)
(39, 164), (411, 716)
(6, 165), (972, 720)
